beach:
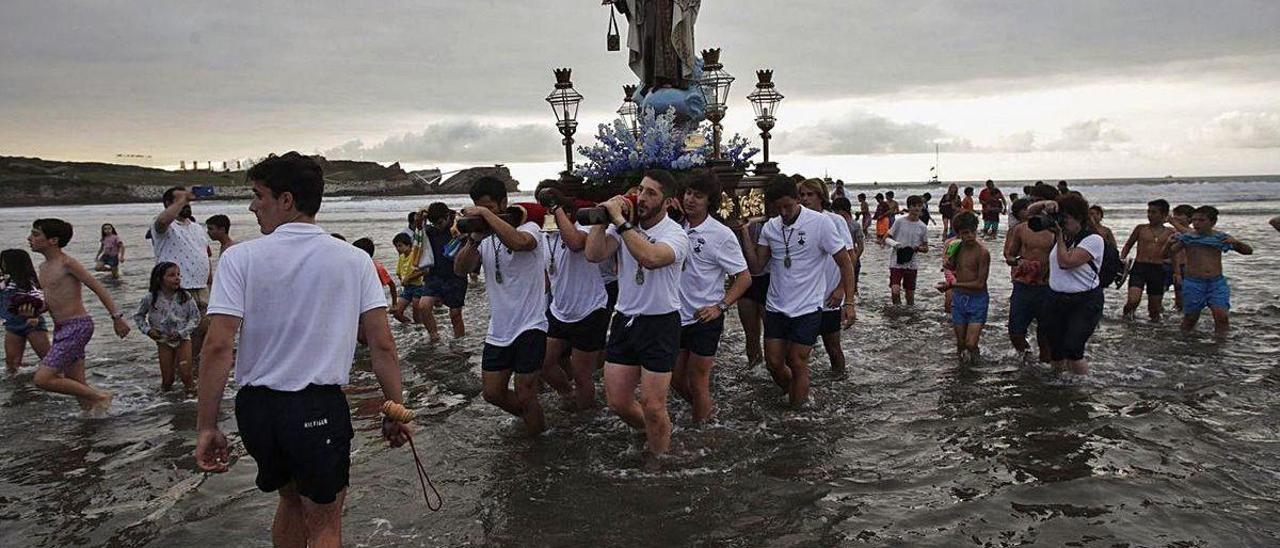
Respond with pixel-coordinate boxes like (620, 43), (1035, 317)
(1, 178), (1279, 546)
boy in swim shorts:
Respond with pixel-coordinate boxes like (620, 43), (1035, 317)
(28, 218), (131, 414)
(938, 212), (990, 363)
(1164, 206), (1252, 337)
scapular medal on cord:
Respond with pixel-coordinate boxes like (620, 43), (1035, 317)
(635, 266), (645, 285)
(491, 239), (504, 284)
(782, 226), (794, 269)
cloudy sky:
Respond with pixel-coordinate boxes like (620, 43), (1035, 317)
(2, 0), (1277, 187)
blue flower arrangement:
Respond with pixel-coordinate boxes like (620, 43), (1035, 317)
(575, 107), (759, 188)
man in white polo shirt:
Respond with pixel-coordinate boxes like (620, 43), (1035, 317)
(194, 152), (410, 548)
(586, 169), (690, 455)
(674, 170), (751, 423)
(153, 186), (213, 361)
(797, 178), (857, 376)
(741, 176), (857, 407)
(541, 193), (609, 410)
(453, 176), (551, 435)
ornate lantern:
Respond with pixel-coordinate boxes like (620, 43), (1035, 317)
(698, 48), (734, 160)
(546, 68), (584, 174)
(617, 84), (640, 139)
(747, 69), (784, 174)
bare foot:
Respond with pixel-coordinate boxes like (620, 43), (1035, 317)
(89, 392), (113, 417)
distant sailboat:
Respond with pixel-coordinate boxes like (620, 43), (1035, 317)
(928, 143), (942, 185)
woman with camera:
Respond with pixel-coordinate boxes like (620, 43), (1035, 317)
(1025, 193), (1105, 377)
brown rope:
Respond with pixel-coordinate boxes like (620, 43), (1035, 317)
(383, 401), (442, 512)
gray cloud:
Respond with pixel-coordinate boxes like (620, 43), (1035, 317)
(775, 113), (973, 155)
(1039, 119), (1131, 152)
(320, 121), (559, 164)
(1197, 111), (1280, 148)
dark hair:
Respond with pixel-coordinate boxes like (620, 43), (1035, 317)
(764, 175), (799, 203)
(1089, 205), (1104, 218)
(246, 152), (324, 216)
(685, 169), (722, 211)
(985, 179), (995, 187)
(1022, 185), (1034, 195)
(407, 212), (418, 227)
(205, 214), (230, 232)
(162, 186), (186, 206)
(1173, 204), (1195, 217)
(0, 249), (39, 290)
(642, 169), (681, 199)
(32, 219), (72, 248)
(1147, 199), (1170, 215)
(1057, 193), (1091, 226)
(331, 233), (346, 241)
(392, 233), (412, 247)
(831, 197), (853, 214)
(1010, 197), (1032, 221)
(1192, 205), (1219, 224)
(952, 211), (979, 232)
(353, 237), (375, 257)
(923, 192), (932, 201)
(426, 202), (452, 224)
(1009, 193), (1019, 201)
(857, 193), (866, 201)
(469, 176), (508, 204)
(963, 187), (974, 196)
(906, 195), (923, 208)
(874, 193), (884, 200)
(885, 191), (895, 199)
(100, 223), (117, 238)
(1028, 184), (1060, 201)
(148, 261), (190, 310)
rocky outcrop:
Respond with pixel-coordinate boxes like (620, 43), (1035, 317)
(431, 166), (520, 195)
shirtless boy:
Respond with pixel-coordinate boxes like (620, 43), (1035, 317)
(1167, 204), (1195, 310)
(1002, 198), (1056, 361)
(28, 219), (131, 414)
(1163, 206), (1253, 336)
(1121, 199), (1175, 321)
(939, 212), (990, 363)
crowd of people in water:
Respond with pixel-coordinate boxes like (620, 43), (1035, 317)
(1, 152), (1274, 545)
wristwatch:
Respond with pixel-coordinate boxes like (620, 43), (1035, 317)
(616, 221), (634, 234)
(110, 311), (125, 320)
(716, 302), (731, 313)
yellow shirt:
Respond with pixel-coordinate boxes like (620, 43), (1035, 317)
(396, 254), (423, 286)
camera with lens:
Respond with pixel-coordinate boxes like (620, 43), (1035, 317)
(1027, 212), (1064, 232)
(455, 208), (523, 234)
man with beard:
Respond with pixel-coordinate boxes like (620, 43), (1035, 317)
(153, 186), (212, 362)
(586, 170), (689, 454)
(454, 177), (550, 435)
(673, 170), (751, 423)
(741, 177), (857, 407)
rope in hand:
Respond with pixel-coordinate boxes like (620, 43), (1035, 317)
(383, 400), (443, 512)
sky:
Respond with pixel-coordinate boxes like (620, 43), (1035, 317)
(1, 0), (1278, 188)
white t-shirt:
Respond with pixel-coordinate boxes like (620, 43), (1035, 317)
(759, 207), (844, 317)
(680, 217), (748, 325)
(608, 216), (690, 316)
(152, 218), (211, 289)
(1049, 234), (1104, 293)
(548, 225), (608, 323)
(207, 223), (386, 391)
(821, 210), (855, 311)
(886, 218), (929, 270)
(480, 222), (549, 345)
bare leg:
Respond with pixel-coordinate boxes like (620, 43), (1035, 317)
(1123, 287), (1142, 318)
(738, 299), (763, 367)
(176, 339), (195, 394)
(417, 297), (441, 343)
(448, 307), (465, 338)
(1148, 294), (1164, 322)
(514, 373), (545, 435)
(1181, 312), (1200, 332)
(540, 338), (573, 397)
(604, 363), (645, 429)
(681, 353), (715, 423)
(273, 484), (308, 548)
(4, 332), (24, 374)
(763, 338), (791, 391)
(391, 298), (412, 324)
(481, 370), (522, 415)
(905, 289), (916, 307)
(1009, 331), (1030, 353)
(157, 343), (176, 391)
(638, 370), (673, 454)
(891, 283), (902, 305)
(28, 330), (50, 360)
(820, 331), (846, 374)
(671, 350), (692, 404)
(1210, 306), (1230, 338)
(34, 361), (108, 410)
(954, 323), (967, 360)
(964, 323), (983, 362)
(569, 349), (600, 409)
(785, 343), (814, 407)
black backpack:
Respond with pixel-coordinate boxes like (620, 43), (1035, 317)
(1077, 231), (1123, 288)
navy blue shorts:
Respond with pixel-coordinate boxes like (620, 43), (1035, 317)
(1008, 282), (1049, 336)
(548, 308), (609, 352)
(679, 316), (725, 357)
(606, 312), (680, 373)
(763, 310), (821, 346)
(482, 329), (547, 375)
(400, 284), (427, 300)
(423, 275), (467, 309)
(604, 280), (619, 312)
(819, 309), (842, 335)
(235, 384), (354, 504)
(743, 273), (770, 305)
